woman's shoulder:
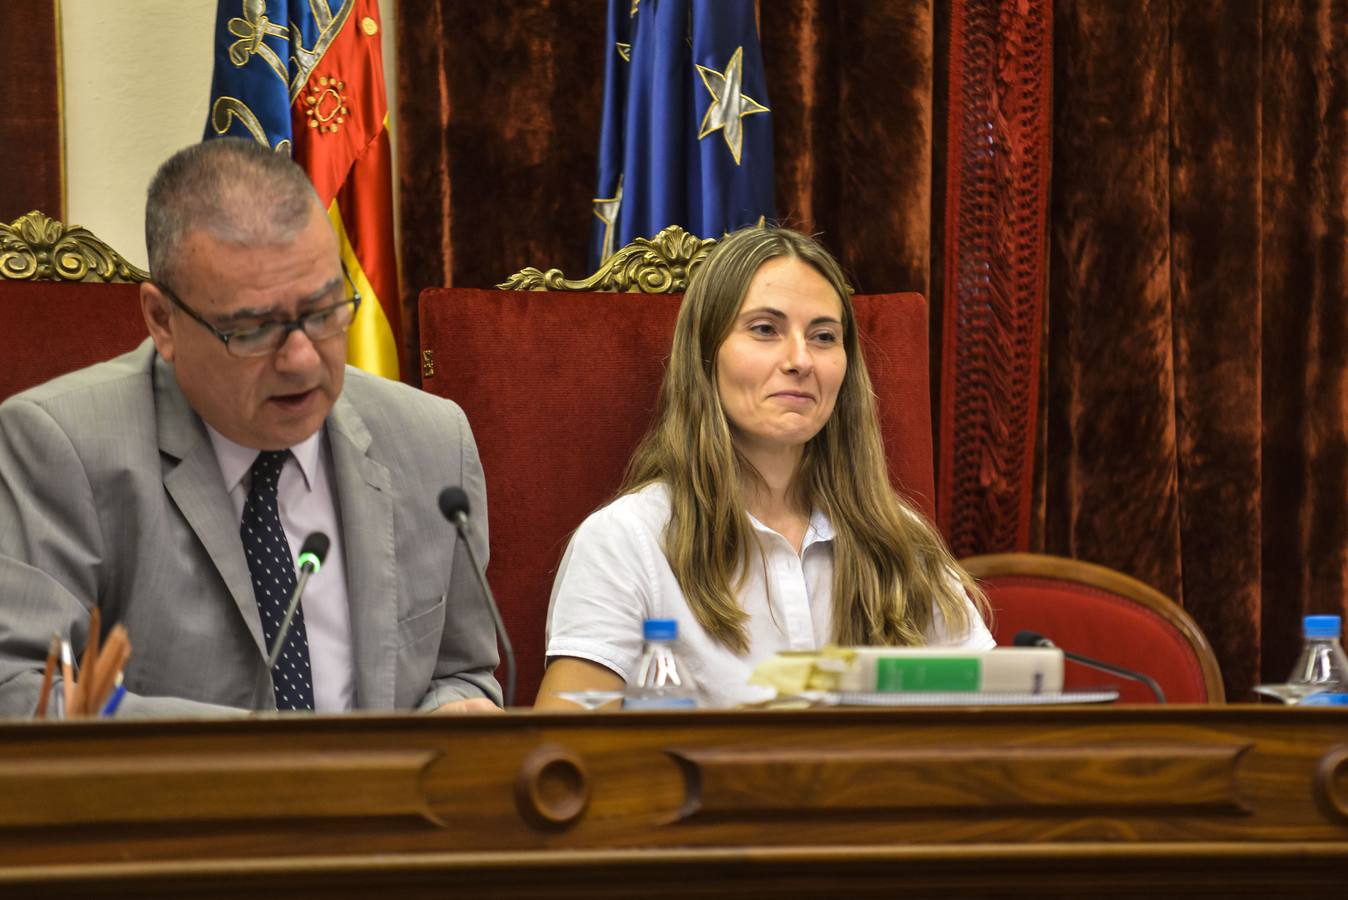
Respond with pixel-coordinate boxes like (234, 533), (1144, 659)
(576, 482), (672, 538)
(590, 482), (671, 523)
(554, 483), (672, 596)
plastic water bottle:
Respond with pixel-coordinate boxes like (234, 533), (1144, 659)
(1286, 615), (1348, 694)
(623, 619), (698, 709)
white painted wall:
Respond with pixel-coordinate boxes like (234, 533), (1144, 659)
(60, 0), (399, 270)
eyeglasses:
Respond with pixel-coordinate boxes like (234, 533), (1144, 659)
(154, 266), (362, 358)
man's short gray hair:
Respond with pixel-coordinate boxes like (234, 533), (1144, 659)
(145, 138), (322, 287)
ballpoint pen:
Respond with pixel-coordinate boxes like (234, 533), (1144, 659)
(59, 639), (75, 718)
(100, 673), (127, 717)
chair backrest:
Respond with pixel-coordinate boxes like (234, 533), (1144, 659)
(419, 286), (935, 704)
(962, 552), (1225, 703)
(0, 211), (148, 401)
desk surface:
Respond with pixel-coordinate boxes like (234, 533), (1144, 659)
(2, 705), (1346, 898)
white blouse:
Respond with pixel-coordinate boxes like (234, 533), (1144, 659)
(545, 483), (996, 708)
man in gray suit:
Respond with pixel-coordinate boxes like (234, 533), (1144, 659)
(0, 139), (501, 717)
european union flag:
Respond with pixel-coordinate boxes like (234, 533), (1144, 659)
(590, 0), (775, 269)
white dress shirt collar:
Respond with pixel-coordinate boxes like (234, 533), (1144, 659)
(745, 505), (836, 552)
(206, 425), (324, 493)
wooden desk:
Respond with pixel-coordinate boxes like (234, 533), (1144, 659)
(1, 706), (1345, 897)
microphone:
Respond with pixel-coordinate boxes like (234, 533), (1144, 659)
(438, 486), (516, 708)
(266, 532), (330, 670)
(1014, 630), (1166, 703)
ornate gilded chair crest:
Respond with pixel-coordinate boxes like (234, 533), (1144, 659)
(0, 211), (148, 283)
(498, 224), (716, 293)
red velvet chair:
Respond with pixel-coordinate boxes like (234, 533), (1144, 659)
(0, 211), (148, 401)
(420, 231), (936, 704)
(963, 552), (1225, 703)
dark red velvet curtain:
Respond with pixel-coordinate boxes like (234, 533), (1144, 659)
(396, 1), (1348, 702)
(1045, 0), (1348, 700)
(760, 1), (936, 297)
(0, 0), (62, 221)
(937, 1), (1052, 558)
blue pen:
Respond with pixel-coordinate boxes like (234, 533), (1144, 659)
(100, 674), (126, 717)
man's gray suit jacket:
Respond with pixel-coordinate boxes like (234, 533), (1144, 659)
(0, 340), (501, 717)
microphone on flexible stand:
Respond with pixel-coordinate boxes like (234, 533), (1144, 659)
(438, 486), (516, 708)
(266, 532), (330, 670)
(1014, 630), (1166, 703)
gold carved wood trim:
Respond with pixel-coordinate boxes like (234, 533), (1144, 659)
(498, 225), (716, 292)
(0, 210), (148, 283)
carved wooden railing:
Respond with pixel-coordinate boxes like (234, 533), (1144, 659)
(498, 224), (716, 293)
(1, 707), (1346, 898)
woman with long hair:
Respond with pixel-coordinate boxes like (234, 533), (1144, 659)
(535, 227), (993, 708)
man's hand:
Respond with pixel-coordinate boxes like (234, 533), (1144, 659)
(431, 696), (503, 714)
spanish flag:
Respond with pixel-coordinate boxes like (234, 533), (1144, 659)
(204, 0), (401, 380)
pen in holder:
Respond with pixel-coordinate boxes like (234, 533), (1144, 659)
(32, 615), (132, 720)
(35, 633), (59, 719)
(100, 674), (127, 717)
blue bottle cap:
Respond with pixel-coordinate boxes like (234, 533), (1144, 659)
(643, 618), (678, 641)
(1303, 615), (1342, 639)
(1300, 691), (1348, 706)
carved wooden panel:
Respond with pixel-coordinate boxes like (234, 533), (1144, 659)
(1, 708), (1346, 898)
(668, 744), (1251, 820)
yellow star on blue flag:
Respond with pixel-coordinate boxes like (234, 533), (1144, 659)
(593, 175), (624, 263)
(696, 47), (771, 166)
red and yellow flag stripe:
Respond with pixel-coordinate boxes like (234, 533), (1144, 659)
(289, 1), (401, 380)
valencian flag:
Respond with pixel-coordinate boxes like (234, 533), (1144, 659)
(204, 0), (401, 380)
(590, 0), (775, 269)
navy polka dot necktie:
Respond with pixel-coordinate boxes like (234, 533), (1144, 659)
(241, 450), (314, 711)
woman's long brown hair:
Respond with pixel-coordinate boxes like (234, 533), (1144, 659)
(620, 226), (986, 652)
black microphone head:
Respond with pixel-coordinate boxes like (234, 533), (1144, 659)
(438, 486), (471, 522)
(299, 532), (330, 564)
(1014, 630), (1054, 648)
